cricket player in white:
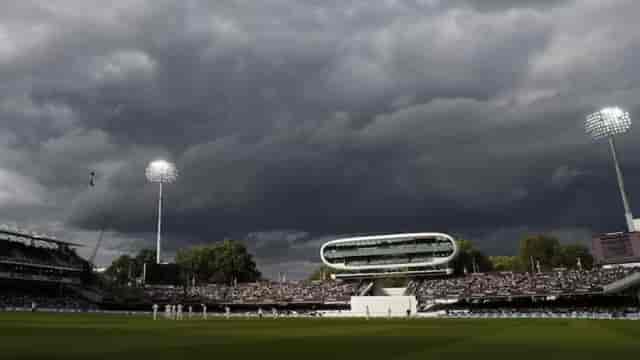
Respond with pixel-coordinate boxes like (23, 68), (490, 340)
(365, 305), (370, 320)
(258, 307), (263, 319)
(152, 304), (158, 320)
(202, 304), (207, 320)
(188, 305), (192, 319)
(177, 304), (183, 320)
(225, 306), (230, 319)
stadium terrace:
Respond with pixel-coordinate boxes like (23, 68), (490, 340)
(2, 226), (640, 319)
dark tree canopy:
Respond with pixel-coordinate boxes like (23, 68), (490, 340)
(176, 240), (261, 285)
(104, 254), (135, 286)
(554, 243), (593, 270)
(489, 256), (522, 272)
(519, 234), (560, 271)
(134, 249), (155, 267)
(104, 249), (158, 286)
(452, 239), (493, 274)
(518, 234), (593, 271)
(105, 241), (261, 287)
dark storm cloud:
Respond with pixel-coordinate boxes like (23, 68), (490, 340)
(457, 0), (570, 12)
(1, 0), (640, 279)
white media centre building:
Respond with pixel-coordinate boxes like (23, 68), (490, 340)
(319, 232), (459, 317)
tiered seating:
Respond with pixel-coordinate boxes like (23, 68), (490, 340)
(0, 240), (85, 270)
(150, 280), (358, 304)
(0, 284), (96, 310)
(408, 267), (640, 303)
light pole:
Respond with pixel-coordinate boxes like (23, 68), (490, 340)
(145, 159), (178, 264)
(585, 107), (634, 232)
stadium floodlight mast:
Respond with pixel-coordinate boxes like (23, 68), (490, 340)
(585, 107), (634, 232)
(145, 159), (178, 264)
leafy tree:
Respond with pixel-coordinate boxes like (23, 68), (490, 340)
(518, 234), (561, 272)
(104, 249), (157, 286)
(556, 244), (594, 270)
(134, 249), (155, 267)
(489, 256), (522, 272)
(176, 240), (261, 285)
(453, 239), (493, 274)
(176, 245), (214, 284)
(104, 255), (134, 286)
(518, 234), (594, 271)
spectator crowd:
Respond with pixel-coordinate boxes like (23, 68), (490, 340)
(144, 280), (362, 304)
(0, 239), (85, 270)
(142, 268), (640, 306)
(0, 290), (96, 311)
(444, 306), (640, 320)
(408, 267), (640, 302)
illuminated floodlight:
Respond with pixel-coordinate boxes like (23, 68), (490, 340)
(585, 107), (631, 140)
(146, 159), (178, 264)
(145, 159), (178, 184)
(585, 107), (634, 232)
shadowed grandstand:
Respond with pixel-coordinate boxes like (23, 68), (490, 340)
(0, 229), (95, 310)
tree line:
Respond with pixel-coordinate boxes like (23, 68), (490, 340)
(104, 240), (261, 286)
(455, 234), (593, 274)
(104, 234), (594, 286)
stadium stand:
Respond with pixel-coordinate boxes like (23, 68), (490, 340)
(144, 285), (186, 303)
(117, 268), (640, 313)
(0, 229), (95, 311)
(0, 239), (83, 268)
(445, 307), (640, 320)
(138, 280), (363, 306)
(3, 224), (640, 316)
(0, 283), (97, 311)
(407, 267), (640, 303)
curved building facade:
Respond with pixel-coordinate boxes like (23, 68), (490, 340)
(320, 232), (458, 271)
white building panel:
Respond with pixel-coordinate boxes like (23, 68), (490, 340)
(351, 296), (417, 317)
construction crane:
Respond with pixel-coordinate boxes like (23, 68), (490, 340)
(87, 169), (107, 268)
(89, 225), (105, 267)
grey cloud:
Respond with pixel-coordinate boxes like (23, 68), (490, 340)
(1, 0), (640, 279)
(457, 0), (570, 12)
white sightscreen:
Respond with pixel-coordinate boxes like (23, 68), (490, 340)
(351, 296), (417, 316)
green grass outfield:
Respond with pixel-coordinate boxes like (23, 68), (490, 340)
(2, 312), (640, 360)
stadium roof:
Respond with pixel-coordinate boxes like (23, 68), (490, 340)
(0, 229), (84, 247)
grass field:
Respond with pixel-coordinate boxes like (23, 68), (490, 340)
(2, 313), (640, 360)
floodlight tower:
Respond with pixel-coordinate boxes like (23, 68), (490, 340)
(585, 107), (634, 232)
(145, 159), (178, 264)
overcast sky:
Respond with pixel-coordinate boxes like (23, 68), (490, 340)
(1, 0), (640, 279)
